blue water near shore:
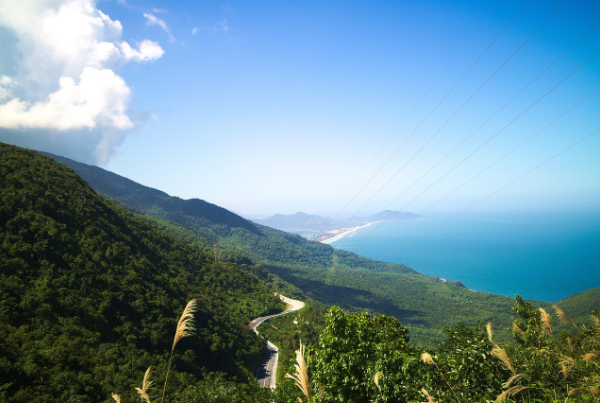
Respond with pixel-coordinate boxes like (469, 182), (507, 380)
(330, 209), (600, 302)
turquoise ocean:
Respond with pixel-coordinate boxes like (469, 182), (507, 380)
(330, 209), (600, 303)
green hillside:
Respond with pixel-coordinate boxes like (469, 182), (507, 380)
(43, 152), (527, 345)
(556, 286), (600, 326)
(0, 143), (283, 402)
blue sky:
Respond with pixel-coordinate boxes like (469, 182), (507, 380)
(1, 0), (599, 217)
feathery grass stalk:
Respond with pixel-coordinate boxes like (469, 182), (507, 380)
(374, 371), (384, 402)
(512, 322), (525, 337)
(553, 305), (578, 329)
(582, 353), (599, 364)
(592, 314), (600, 327)
(539, 308), (556, 346)
(421, 388), (435, 403)
(496, 384), (526, 402)
(567, 337), (575, 352)
(161, 299), (197, 403)
(420, 352), (459, 402)
(559, 356), (575, 378)
(136, 367), (153, 403)
(112, 393), (121, 403)
(491, 344), (517, 377)
(286, 341), (311, 403)
(486, 322), (494, 344)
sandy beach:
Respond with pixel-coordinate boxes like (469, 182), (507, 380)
(320, 221), (381, 244)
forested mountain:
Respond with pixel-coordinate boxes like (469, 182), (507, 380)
(43, 151), (529, 345)
(0, 143), (283, 402)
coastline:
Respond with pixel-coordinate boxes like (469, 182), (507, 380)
(320, 221), (381, 244)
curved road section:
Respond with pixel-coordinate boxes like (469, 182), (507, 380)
(249, 294), (305, 389)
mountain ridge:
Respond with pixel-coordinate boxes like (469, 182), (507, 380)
(40, 149), (540, 346)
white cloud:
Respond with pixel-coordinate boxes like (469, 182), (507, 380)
(143, 12), (174, 42)
(0, 67), (133, 131)
(119, 40), (164, 62)
(192, 27), (198, 35)
(0, 0), (164, 164)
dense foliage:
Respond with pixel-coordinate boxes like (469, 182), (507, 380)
(0, 143), (284, 402)
(278, 298), (600, 403)
(46, 152), (527, 347)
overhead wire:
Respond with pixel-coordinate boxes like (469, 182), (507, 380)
(377, 127), (600, 261)
(322, 0), (505, 217)
(333, 0), (568, 229)
(368, 18), (599, 219)
(349, 29), (600, 246)
(355, 84), (600, 254)
(329, 0), (533, 222)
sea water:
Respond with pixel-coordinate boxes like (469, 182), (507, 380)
(330, 209), (600, 302)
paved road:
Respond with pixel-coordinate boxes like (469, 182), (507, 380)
(250, 294), (305, 389)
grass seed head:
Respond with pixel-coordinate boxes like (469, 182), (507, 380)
(135, 366), (153, 403)
(172, 299), (197, 352)
(421, 352), (434, 365)
(486, 322), (494, 344)
(539, 308), (553, 335)
(421, 388), (436, 403)
(553, 305), (577, 329)
(496, 385), (526, 402)
(492, 344), (516, 376)
(112, 393), (121, 403)
(512, 322), (525, 336)
(285, 341), (311, 403)
(582, 353), (599, 364)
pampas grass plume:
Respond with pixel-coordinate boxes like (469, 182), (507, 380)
(162, 299), (198, 402)
(496, 385), (525, 402)
(553, 305), (577, 329)
(135, 366), (153, 403)
(421, 352), (434, 365)
(286, 340), (311, 403)
(172, 299), (198, 352)
(421, 388), (436, 403)
(487, 322), (494, 344)
(112, 393), (121, 403)
(539, 308), (553, 335)
(512, 322), (525, 336)
(492, 344), (516, 376)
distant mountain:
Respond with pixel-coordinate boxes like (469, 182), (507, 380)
(255, 212), (341, 231)
(360, 210), (423, 222)
(254, 210), (422, 236)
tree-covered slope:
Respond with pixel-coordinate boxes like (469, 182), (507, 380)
(556, 286), (600, 327)
(0, 143), (283, 402)
(41, 152), (530, 346)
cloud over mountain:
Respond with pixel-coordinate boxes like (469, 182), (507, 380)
(0, 0), (164, 164)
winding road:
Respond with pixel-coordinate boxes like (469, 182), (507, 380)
(249, 294), (305, 389)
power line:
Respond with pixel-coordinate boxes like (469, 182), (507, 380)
(349, 36), (600, 246)
(323, 0), (505, 217)
(377, 127), (600, 261)
(355, 85), (600, 254)
(373, 18), (600, 216)
(329, 0), (533, 222)
(336, 0), (564, 228)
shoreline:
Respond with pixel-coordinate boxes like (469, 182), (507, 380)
(320, 221), (381, 244)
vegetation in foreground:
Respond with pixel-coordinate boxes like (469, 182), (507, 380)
(0, 143), (283, 402)
(276, 297), (600, 403)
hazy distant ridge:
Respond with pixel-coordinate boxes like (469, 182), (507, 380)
(255, 210), (422, 235)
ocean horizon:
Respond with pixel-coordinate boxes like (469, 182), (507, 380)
(330, 208), (600, 303)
